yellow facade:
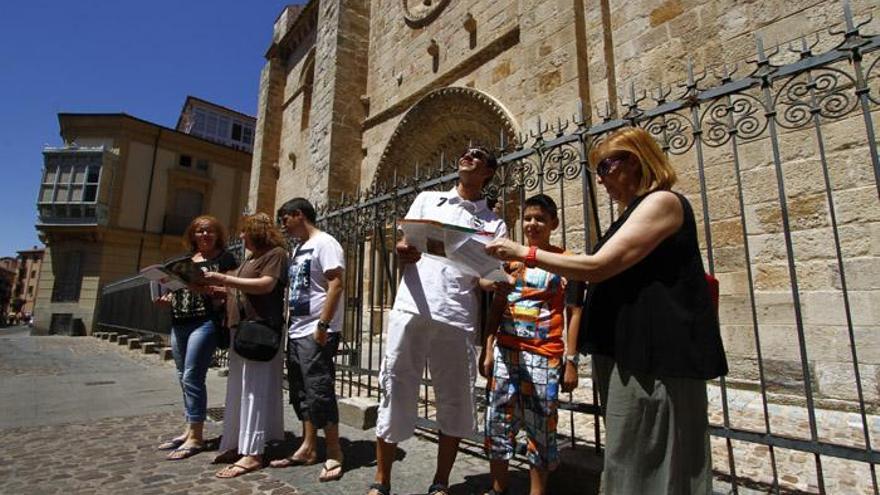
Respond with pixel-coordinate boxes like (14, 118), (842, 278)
(34, 114), (251, 335)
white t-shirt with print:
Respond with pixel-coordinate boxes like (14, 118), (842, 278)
(287, 231), (345, 339)
(393, 187), (508, 332)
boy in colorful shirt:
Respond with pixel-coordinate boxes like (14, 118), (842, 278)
(480, 194), (584, 495)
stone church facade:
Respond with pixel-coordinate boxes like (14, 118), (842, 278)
(251, 0), (877, 208)
(249, 0), (880, 411)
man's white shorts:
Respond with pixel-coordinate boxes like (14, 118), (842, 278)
(375, 309), (477, 443)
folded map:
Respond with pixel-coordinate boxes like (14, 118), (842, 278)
(399, 219), (507, 281)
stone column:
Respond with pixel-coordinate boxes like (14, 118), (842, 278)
(248, 55), (286, 215)
(306, 0), (370, 204)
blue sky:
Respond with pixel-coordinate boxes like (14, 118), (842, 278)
(0, 1), (295, 257)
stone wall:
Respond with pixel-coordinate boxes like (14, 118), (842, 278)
(253, 0), (880, 408)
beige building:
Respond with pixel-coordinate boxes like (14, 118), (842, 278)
(34, 113), (252, 335)
(247, 0), (880, 412)
(0, 257), (17, 324)
(11, 247), (44, 320)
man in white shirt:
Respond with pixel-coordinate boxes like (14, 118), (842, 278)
(368, 147), (508, 495)
(271, 197), (346, 483)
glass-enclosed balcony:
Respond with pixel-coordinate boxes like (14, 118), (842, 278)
(37, 146), (111, 227)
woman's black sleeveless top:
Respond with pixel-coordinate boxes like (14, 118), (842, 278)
(578, 191), (728, 379)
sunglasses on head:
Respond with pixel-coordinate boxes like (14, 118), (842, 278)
(461, 148), (489, 162)
(594, 155), (628, 177)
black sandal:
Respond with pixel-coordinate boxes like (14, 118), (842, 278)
(427, 482), (450, 495)
(367, 482), (390, 495)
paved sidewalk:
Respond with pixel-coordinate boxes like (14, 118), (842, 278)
(0, 333), (552, 495)
(9, 331), (873, 494)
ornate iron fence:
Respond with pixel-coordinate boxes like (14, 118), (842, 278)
(319, 4), (880, 493)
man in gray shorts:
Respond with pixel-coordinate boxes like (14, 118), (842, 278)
(271, 197), (346, 483)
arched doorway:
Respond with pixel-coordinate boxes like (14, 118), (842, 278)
(371, 87), (517, 188)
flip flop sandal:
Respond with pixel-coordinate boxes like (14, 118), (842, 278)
(428, 482), (450, 495)
(319, 458), (344, 482)
(269, 454), (318, 468)
(157, 438), (186, 450)
(367, 483), (390, 495)
(166, 445), (204, 461)
(215, 462), (261, 478)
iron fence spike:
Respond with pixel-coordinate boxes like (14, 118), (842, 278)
(842, 0), (855, 31)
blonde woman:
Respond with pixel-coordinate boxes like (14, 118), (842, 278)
(155, 215), (237, 460)
(486, 127), (727, 494)
(204, 213), (288, 478)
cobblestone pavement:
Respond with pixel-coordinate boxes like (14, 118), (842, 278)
(3, 332), (875, 494)
(392, 364), (877, 494)
(0, 334), (563, 495)
(554, 375), (879, 494)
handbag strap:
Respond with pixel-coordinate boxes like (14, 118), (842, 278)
(234, 247), (293, 326)
(234, 260), (248, 321)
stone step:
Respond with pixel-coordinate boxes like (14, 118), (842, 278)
(141, 342), (159, 354)
(338, 396), (379, 430)
(107, 333), (119, 342)
(159, 347), (174, 361)
(117, 335), (130, 345)
(127, 338), (141, 350)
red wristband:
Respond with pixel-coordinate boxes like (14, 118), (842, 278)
(525, 245), (538, 268)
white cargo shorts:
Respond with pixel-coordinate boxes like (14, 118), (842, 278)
(375, 309), (478, 443)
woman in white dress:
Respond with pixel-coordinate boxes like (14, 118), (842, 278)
(204, 213), (287, 478)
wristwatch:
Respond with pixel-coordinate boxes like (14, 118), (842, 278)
(565, 353), (580, 366)
(316, 320), (331, 332)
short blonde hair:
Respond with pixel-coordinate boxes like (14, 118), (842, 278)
(183, 215), (226, 253)
(240, 213), (287, 252)
(589, 126), (677, 196)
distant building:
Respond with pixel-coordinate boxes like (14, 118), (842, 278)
(0, 257), (17, 325)
(176, 96), (256, 153)
(12, 246), (44, 320)
(34, 112), (252, 335)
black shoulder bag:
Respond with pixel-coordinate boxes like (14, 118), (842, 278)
(232, 260), (282, 361)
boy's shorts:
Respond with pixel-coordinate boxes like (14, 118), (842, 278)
(484, 345), (561, 469)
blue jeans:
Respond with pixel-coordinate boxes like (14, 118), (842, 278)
(171, 319), (217, 423)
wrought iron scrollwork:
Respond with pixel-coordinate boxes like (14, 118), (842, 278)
(774, 68), (859, 129)
(865, 51), (880, 106)
(701, 93), (768, 147)
(503, 156), (539, 193)
(542, 144), (583, 184)
(645, 113), (696, 155)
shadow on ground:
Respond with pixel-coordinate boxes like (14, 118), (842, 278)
(265, 433), (407, 470)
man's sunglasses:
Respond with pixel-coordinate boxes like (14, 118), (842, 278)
(461, 148), (489, 162)
(593, 156), (627, 177)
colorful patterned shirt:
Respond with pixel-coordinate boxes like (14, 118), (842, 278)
(496, 246), (583, 358)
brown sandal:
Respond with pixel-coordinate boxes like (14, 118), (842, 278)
(215, 461), (261, 478)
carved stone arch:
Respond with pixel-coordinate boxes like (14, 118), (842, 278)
(298, 48), (316, 87)
(372, 87), (517, 188)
